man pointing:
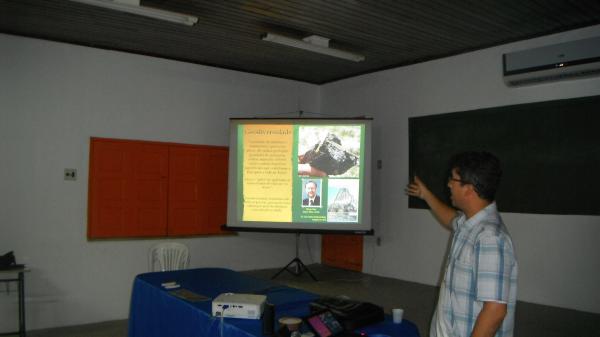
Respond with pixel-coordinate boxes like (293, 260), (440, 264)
(406, 151), (517, 337)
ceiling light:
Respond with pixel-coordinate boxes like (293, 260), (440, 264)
(69, 0), (198, 26)
(262, 33), (365, 62)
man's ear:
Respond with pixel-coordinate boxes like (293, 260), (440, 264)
(464, 184), (477, 198)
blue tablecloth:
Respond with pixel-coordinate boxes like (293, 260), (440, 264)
(128, 268), (419, 337)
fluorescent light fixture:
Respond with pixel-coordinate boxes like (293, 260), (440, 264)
(262, 33), (365, 62)
(70, 0), (198, 26)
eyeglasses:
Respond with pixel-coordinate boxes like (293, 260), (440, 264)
(448, 177), (468, 184)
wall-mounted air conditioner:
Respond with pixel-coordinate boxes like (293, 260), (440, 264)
(503, 36), (600, 86)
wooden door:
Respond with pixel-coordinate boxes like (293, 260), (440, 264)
(321, 234), (363, 271)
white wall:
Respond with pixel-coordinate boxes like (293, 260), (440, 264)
(0, 33), (320, 330)
(322, 25), (600, 314)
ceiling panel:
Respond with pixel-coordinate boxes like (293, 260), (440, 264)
(1, 0), (599, 84)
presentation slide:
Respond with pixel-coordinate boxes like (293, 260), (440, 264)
(226, 118), (372, 233)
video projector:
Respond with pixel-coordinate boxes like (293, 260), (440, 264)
(212, 293), (266, 319)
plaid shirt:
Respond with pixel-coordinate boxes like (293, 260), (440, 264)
(431, 202), (518, 337)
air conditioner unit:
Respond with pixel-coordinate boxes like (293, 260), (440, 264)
(503, 36), (600, 86)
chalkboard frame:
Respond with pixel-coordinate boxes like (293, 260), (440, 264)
(409, 95), (600, 215)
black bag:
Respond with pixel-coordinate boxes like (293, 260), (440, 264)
(309, 296), (385, 331)
(0, 251), (16, 269)
(0, 251), (23, 270)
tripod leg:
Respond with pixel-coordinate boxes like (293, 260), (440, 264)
(271, 258), (299, 280)
(295, 258), (318, 281)
(272, 233), (318, 281)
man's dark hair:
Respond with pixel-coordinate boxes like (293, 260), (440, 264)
(449, 151), (502, 202)
(305, 180), (317, 188)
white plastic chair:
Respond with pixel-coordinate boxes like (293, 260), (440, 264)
(149, 242), (190, 272)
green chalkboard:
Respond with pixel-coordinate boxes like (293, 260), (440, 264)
(409, 95), (600, 215)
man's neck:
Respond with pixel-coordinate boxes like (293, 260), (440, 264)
(464, 199), (491, 219)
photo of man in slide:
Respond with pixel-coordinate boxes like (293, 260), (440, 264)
(302, 180), (321, 207)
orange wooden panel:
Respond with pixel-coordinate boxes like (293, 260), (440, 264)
(168, 146), (205, 236)
(130, 143), (169, 236)
(89, 138), (228, 239)
(321, 234), (363, 272)
(206, 148), (228, 234)
(88, 138), (168, 238)
(168, 145), (228, 236)
(89, 140), (133, 238)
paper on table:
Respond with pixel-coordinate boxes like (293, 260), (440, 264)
(169, 288), (211, 302)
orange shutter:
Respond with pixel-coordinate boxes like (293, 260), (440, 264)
(89, 137), (228, 239)
(205, 147), (229, 234)
(88, 138), (168, 238)
(321, 234), (363, 272)
(130, 142), (169, 236)
(168, 145), (228, 235)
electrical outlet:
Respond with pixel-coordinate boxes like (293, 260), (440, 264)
(64, 168), (77, 181)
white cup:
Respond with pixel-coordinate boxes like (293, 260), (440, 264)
(392, 308), (404, 324)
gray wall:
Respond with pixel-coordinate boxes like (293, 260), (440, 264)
(0, 33), (320, 331)
(321, 24), (600, 314)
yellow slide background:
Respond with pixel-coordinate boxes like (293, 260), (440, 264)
(242, 124), (293, 222)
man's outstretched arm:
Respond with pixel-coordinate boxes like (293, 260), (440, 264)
(406, 176), (457, 230)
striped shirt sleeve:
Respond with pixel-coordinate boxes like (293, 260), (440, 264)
(475, 234), (513, 303)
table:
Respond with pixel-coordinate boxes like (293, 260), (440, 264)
(128, 268), (419, 337)
(0, 267), (27, 337)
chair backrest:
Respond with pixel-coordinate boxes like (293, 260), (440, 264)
(149, 242), (190, 272)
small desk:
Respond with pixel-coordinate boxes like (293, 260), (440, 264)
(128, 268), (419, 337)
(0, 267), (26, 337)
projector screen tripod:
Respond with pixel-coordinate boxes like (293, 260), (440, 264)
(271, 233), (317, 281)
